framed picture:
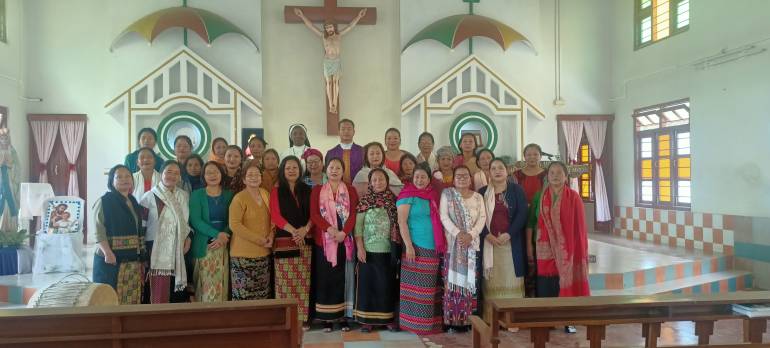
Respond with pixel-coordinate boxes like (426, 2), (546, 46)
(42, 199), (83, 234)
(241, 128), (264, 157)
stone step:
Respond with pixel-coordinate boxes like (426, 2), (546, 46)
(590, 254), (732, 290)
(591, 270), (753, 296)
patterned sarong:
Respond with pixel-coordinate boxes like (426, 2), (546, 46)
(194, 246), (229, 302)
(230, 256), (271, 300)
(116, 261), (142, 305)
(399, 246), (442, 335)
(275, 244), (312, 322)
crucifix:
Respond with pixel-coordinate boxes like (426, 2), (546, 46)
(284, 1), (377, 135)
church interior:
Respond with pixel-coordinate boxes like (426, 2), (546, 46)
(0, 0), (769, 347)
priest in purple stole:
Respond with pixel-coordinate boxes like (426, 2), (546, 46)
(325, 119), (364, 184)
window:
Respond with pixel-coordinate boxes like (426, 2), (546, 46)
(577, 137), (593, 201)
(635, 0), (689, 49)
(634, 99), (690, 209)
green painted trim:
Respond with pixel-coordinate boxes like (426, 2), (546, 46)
(735, 242), (770, 264)
(403, 15), (464, 52)
(634, 0), (690, 51)
(157, 111), (212, 159)
(449, 111), (498, 153)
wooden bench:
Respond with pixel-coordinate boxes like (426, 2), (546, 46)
(471, 291), (770, 348)
(0, 299), (300, 347)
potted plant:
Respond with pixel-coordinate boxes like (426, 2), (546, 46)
(0, 229), (28, 248)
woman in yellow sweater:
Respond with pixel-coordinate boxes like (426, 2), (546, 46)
(228, 160), (274, 300)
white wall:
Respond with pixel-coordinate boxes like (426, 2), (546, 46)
(610, 0), (770, 217)
(400, 0), (613, 158)
(0, 0), (27, 183)
(261, 0), (401, 153)
(20, 0), (262, 232)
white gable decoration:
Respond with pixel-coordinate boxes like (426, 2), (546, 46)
(401, 55), (545, 157)
(105, 47), (262, 152)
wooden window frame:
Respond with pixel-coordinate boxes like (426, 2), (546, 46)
(633, 100), (691, 211)
(634, 0), (690, 50)
(577, 135), (594, 202)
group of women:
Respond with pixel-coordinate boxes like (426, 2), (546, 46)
(92, 124), (589, 335)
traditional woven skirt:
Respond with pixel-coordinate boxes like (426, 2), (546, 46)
(116, 262), (143, 304)
(194, 246), (229, 302)
(93, 254), (142, 305)
(150, 275), (172, 304)
(354, 251), (396, 325)
(230, 256), (271, 301)
(442, 253), (478, 327)
(314, 244), (347, 321)
(275, 245), (312, 322)
(399, 246), (443, 335)
(482, 243), (524, 322)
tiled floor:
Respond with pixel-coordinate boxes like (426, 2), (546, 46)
(2, 236), (766, 347)
(307, 320), (770, 348)
(302, 328), (426, 348)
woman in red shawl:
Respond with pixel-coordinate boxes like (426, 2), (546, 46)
(534, 162), (590, 300)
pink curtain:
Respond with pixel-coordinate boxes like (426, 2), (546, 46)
(583, 120), (611, 222)
(59, 120), (85, 196)
(560, 120), (584, 190)
(30, 120), (59, 183)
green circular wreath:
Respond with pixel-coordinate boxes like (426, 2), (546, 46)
(449, 111), (498, 152)
(157, 111), (211, 159)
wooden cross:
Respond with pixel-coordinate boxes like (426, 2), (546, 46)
(284, 1), (377, 135)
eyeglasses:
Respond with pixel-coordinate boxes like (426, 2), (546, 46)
(454, 174), (471, 179)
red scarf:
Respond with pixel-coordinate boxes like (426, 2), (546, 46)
(538, 185), (590, 297)
(397, 183), (446, 254)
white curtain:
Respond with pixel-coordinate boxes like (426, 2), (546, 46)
(560, 120), (584, 190)
(59, 120), (85, 196)
(30, 120), (59, 183)
(584, 120), (611, 222)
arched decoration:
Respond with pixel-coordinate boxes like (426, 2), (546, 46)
(403, 14), (535, 53)
(111, 6), (259, 52)
(401, 55), (545, 157)
(450, 111), (497, 152)
(106, 47), (262, 154)
(157, 111), (212, 159)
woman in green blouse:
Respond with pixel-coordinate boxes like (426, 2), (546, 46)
(189, 161), (234, 302)
(353, 168), (400, 332)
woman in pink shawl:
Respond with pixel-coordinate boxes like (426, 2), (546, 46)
(310, 157), (359, 332)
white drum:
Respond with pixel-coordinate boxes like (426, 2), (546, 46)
(27, 279), (118, 308)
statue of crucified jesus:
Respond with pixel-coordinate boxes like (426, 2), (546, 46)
(294, 8), (367, 114)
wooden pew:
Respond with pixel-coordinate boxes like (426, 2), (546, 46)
(0, 299), (300, 347)
(471, 291), (770, 348)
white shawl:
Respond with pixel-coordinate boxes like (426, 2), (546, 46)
(141, 184), (189, 291)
